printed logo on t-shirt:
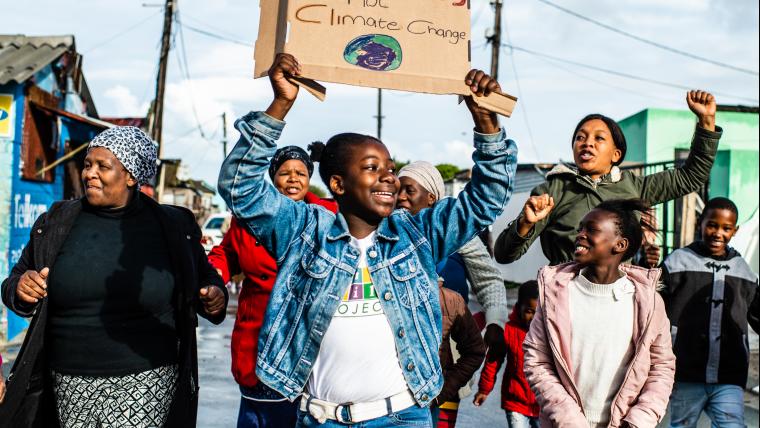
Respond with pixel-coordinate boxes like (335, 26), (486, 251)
(335, 267), (384, 318)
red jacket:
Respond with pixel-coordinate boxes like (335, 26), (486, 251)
(477, 305), (539, 417)
(207, 193), (337, 388)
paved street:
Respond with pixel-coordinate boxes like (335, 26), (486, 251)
(196, 300), (759, 428)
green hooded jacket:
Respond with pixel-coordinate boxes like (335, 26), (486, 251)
(495, 125), (722, 265)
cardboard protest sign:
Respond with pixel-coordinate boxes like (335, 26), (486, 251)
(254, 0), (517, 116)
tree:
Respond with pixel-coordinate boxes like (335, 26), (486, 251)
(435, 163), (460, 182)
(309, 184), (326, 198)
(393, 158), (410, 172)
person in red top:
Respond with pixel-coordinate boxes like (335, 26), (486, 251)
(473, 280), (540, 428)
(208, 145), (337, 428)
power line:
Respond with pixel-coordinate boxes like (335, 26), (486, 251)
(502, 18), (540, 160)
(535, 54), (681, 106)
(181, 21), (250, 46)
(175, 11), (209, 139)
(532, 0), (759, 76)
(83, 10), (162, 54)
(502, 43), (759, 103)
(172, 18), (759, 104)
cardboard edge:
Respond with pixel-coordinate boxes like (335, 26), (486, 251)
(469, 90), (518, 118)
(287, 76), (327, 101)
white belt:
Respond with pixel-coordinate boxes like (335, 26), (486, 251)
(300, 390), (416, 424)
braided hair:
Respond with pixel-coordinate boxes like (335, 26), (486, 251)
(308, 133), (384, 196)
(594, 199), (657, 260)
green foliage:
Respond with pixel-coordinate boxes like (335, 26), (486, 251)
(308, 185), (326, 198)
(393, 158), (410, 173)
(435, 164), (460, 182)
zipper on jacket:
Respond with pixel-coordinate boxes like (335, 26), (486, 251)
(539, 278), (585, 415)
(608, 285), (657, 423)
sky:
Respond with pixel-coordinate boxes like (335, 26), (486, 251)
(3, 0), (759, 194)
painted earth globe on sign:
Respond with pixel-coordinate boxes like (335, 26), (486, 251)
(343, 34), (402, 71)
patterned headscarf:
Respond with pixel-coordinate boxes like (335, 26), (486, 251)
(88, 126), (158, 185)
(268, 146), (314, 179)
(398, 161), (445, 201)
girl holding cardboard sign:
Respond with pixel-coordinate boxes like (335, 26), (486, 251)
(217, 53), (518, 427)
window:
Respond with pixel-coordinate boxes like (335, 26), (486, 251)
(21, 86), (60, 182)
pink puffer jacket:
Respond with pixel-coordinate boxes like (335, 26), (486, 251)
(523, 263), (675, 428)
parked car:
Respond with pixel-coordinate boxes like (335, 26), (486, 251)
(201, 213), (230, 253)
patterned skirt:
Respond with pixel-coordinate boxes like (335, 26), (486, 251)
(52, 365), (179, 428)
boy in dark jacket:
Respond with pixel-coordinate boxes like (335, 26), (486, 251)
(432, 277), (487, 428)
(474, 280), (540, 427)
(663, 197), (759, 427)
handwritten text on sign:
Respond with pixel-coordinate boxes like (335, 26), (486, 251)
(294, 0), (469, 46)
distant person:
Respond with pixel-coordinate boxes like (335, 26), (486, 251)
(396, 161), (509, 353)
(662, 197), (759, 428)
(0, 126), (227, 427)
(524, 199), (675, 428)
(473, 280), (540, 428)
(430, 277), (486, 427)
(208, 145), (337, 428)
(494, 91), (721, 266)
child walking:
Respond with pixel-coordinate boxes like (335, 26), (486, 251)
(523, 199), (675, 428)
(662, 197), (759, 427)
(217, 53), (517, 427)
(473, 280), (540, 428)
(494, 91), (721, 266)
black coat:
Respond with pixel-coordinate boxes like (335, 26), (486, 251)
(0, 194), (227, 428)
(662, 241), (759, 388)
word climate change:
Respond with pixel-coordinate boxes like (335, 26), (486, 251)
(294, 0), (468, 45)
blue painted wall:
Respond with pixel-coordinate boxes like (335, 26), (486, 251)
(1, 63), (97, 340)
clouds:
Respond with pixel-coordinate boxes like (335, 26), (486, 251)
(103, 85), (150, 117)
(3, 0), (757, 195)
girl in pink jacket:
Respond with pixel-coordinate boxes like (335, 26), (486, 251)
(524, 199), (675, 428)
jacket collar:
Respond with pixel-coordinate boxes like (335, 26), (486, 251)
(538, 262), (662, 361)
(546, 162), (622, 184)
(326, 213), (400, 242)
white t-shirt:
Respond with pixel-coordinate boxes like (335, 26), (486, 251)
(307, 232), (408, 403)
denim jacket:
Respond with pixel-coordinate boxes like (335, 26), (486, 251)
(217, 111), (517, 406)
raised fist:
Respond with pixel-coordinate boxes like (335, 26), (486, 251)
(686, 90), (716, 131)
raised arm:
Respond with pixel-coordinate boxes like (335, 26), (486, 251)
(217, 54), (311, 261)
(494, 189), (555, 264)
(459, 237), (508, 327)
(640, 91), (722, 205)
(413, 70), (518, 263)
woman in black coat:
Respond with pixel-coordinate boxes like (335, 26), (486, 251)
(0, 126), (227, 428)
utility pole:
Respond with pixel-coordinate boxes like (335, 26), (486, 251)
(221, 112), (228, 158)
(151, 0), (175, 201)
(375, 89), (384, 139)
(489, 0), (503, 80)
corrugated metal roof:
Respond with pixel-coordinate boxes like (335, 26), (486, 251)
(0, 35), (74, 85)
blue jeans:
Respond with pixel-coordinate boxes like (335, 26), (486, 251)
(296, 405), (432, 427)
(669, 382), (745, 428)
(506, 411), (539, 428)
(237, 395), (298, 428)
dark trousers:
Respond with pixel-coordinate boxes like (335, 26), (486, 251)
(237, 386), (298, 428)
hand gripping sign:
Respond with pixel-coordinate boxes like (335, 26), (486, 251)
(254, 0), (517, 117)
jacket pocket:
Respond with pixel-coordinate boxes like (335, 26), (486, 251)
(300, 248), (334, 279)
(389, 253), (432, 308)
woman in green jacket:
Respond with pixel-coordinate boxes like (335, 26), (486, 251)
(495, 90), (721, 266)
